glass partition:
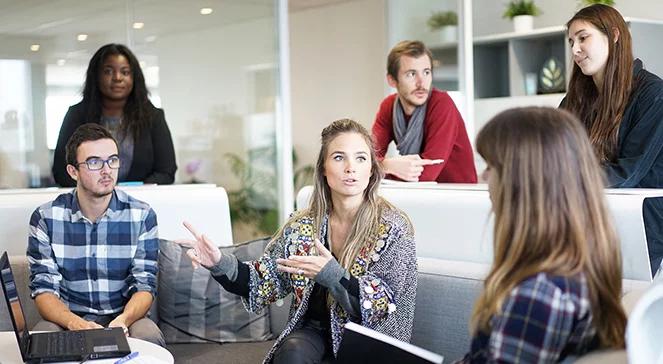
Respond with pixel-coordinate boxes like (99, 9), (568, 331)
(0, 0), (284, 241)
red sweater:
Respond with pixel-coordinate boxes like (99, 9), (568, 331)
(372, 88), (477, 183)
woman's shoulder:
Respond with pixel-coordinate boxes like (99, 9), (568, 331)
(633, 66), (663, 100)
(66, 101), (86, 115)
(511, 272), (589, 308)
(282, 210), (316, 235)
(378, 200), (414, 235)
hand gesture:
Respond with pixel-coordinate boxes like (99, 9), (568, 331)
(276, 239), (333, 279)
(174, 221), (222, 269)
(383, 154), (443, 181)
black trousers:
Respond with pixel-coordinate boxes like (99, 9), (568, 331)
(273, 320), (333, 364)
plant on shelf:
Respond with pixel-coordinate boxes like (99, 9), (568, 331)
(427, 11), (458, 30)
(579, 0), (615, 6)
(503, 0), (541, 33)
(502, 0), (541, 18)
(427, 11), (459, 43)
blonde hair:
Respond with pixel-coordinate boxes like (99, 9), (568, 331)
(473, 107), (626, 348)
(270, 118), (388, 269)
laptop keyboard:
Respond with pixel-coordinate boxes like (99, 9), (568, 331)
(45, 331), (85, 355)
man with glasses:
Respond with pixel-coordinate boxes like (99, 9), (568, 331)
(27, 124), (164, 346)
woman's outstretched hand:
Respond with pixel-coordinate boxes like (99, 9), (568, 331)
(276, 239), (333, 279)
(174, 221), (222, 269)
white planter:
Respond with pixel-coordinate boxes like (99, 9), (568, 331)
(513, 15), (533, 33)
(439, 25), (458, 43)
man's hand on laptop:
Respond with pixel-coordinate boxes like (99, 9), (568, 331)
(382, 155), (443, 182)
(67, 317), (102, 331)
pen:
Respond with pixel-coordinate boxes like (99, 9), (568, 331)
(114, 351), (139, 364)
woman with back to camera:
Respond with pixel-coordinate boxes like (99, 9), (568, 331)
(458, 107), (626, 363)
(52, 43), (177, 187)
(177, 119), (417, 363)
(561, 4), (663, 276)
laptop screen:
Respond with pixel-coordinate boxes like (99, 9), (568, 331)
(0, 252), (31, 360)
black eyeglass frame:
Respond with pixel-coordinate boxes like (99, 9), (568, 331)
(76, 156), (121, 171)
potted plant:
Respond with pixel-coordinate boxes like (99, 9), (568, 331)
(503, 0), (541, 33)
(427, 11), (458, 43)
(579, 0), (615, 5)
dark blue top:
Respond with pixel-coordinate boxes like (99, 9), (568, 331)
(606, 59), (663, 275)
(561, 59), (663, 276)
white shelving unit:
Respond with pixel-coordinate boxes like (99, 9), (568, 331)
(426, 17), (663, 172)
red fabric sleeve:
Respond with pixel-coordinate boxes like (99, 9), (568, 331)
(419, 91), (477, 182)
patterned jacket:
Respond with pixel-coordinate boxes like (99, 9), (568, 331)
(243, 206), (417, 363)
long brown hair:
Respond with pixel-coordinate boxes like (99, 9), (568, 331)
(562, 4), (633, 163)
(472, 107), (626, 348)
(270, 119), (389, 269)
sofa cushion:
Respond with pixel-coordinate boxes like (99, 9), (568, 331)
(157, 238), (272, 343)
(411, 258), (486, 362)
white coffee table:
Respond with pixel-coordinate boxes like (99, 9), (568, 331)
(0, 331), (174, 363)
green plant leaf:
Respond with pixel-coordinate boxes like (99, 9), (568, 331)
(503, 0), (542, 19)
(427, 11), (458, 30)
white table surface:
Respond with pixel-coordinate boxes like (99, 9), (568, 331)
(0, 332), (174, 363)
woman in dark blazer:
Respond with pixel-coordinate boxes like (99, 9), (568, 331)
(52, 43), (176, 187)
(561, 5), (663, 276)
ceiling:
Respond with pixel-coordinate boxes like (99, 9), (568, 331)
(0, 0), (356, 65)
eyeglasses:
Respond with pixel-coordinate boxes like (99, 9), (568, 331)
(77, 156), (121, 171)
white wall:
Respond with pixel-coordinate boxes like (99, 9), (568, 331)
(387, 0), (459, 47)
(289, 0), (387, 169)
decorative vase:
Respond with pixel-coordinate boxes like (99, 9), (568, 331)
(513, 15), (533, 33)
(439, 25), (458, 43)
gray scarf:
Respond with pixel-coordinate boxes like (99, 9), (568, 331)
(392, 97), (427, 155)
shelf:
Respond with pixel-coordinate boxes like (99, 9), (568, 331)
(474, 25), (566, 44)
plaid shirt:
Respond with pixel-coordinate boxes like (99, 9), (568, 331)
(461, 272), (598, 363)
(27, 189), (158, 315)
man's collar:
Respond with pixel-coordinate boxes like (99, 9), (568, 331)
(70, 189), (119, 223)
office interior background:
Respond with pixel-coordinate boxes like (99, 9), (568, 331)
(2, 0), (663, 241)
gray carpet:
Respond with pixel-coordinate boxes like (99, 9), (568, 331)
(167, 340), (275, 363)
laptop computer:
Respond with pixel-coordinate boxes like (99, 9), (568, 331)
(0, 252), (131, 363)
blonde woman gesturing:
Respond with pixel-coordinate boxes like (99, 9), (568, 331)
(178, 119), (416, 364)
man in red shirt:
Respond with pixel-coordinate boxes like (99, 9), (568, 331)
(372, 40), (477, 183)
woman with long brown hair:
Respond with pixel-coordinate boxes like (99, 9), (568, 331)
(177, 119), (417, 363)
(561, 4), (663, 276)
(459, 107), (626, 363)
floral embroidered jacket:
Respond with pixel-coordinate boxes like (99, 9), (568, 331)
(243, 206), (417, 363)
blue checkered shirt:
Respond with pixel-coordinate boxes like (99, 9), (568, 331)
(27, 189), (158, 316)
(460, 272), (598, 363)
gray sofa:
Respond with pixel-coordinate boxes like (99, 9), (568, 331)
(0, 254), (630, 363)
(0, 254), (485, 363)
